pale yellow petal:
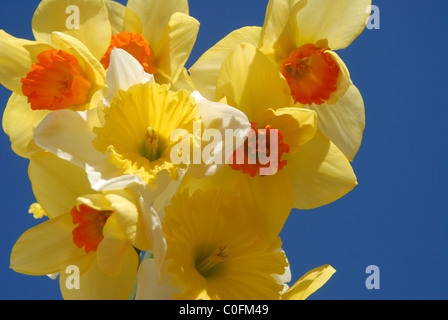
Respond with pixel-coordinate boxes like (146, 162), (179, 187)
(263, 107), (317, 153)
(10, 213), (94, 276)
(155, 12), (199, 84)
(306, 85), (365, 161)
(60, 244), (138, 300)
(0, 30), (53, 93)
(282, 265), (336, 300)
(216, 43), (291, 125)
(286, 130), (357, 209)
(178, 165), (240, 196)
(104, 0), (143, 34)
(2, 93), (48, 158)
(76, 193), (113, 212)
(189, 26), (261, 101)
(28, 152), (94, 218)
(323, 50), (352, 105)
(104, 189), (151, 251)
(96, 214), (130, 277)
(127, 0), (189, 51)
(32, 0), (112, 59)
(258, 0), (305, 60)
(294, 0), (371, 50)
(170, 67), (197, 92)
(239, 170), (294, 240)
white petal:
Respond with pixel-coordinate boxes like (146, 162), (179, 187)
(84, 162), (145, 191)
(34, 109), (102, 166)
(188, 91), (251, 177)
(105, 48), (154, 104)
(137, 191), (168, 284)
(136, 258), (180, 300)
(150, 169), (187, 217)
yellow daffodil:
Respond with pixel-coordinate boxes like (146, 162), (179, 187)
(32, 0), (199, 89)
(134, 188), (336, 300)
(33, 49), (250, 214)
(0, 30), (106, 158)
(141, 188), (288, 300)
(180, 44), (357, 240)
(189, 0), (371, 160)
(10, 152), (154, 300)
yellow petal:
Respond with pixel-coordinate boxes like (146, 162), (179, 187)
(323, 50), (352, 105)
(28, 152), (94, 218)
(60, 244), (139, 300)
(178, 165), (241, 196)
(2, 93), (48, 158)
(32, 0), (112, 59)
(263, 107), (317, 153)
(10, 213), (94, 276)
(96, 214), (130, 277)
(294, 0), (372, 50)
(216, 43), (290, 125)
(258, 0), (305, 60)
(189, 26), (261, 101)
(286, 130), (357, 209)
(238, 170), (294, 240)
(306, 84), (365, 161)
(104, 189), (151, 251)
(282, 265), (336, 300)
(76, 193), (113, 212)
(155, 12), (199, 84)
(0, 30), (53, 93)
(104, 0), (143, 35)
(127, 0), (189, 52)
(170, 67), (197, 92)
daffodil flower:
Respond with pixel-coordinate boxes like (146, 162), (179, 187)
(32, 0), (199, 89)
(0, 29), (106, 158)
(189, 0), (371, 160)
(180, 44), (357, 240)
(10, 152), (154, 300)
(33, 49), (250, 214)
(134, 188), (336, 300)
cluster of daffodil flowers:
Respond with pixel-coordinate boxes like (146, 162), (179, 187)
(1, 0), (371, 300)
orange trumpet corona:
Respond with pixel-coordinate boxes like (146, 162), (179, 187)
(101, 32), (157, 75)
(281, 44), (340, 105)
(21, 49), (91, 111)
(71, 204), (113, 253)
(229, 123), (290, 177)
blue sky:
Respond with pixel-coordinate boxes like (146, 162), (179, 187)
(1, 0), (447, 300)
